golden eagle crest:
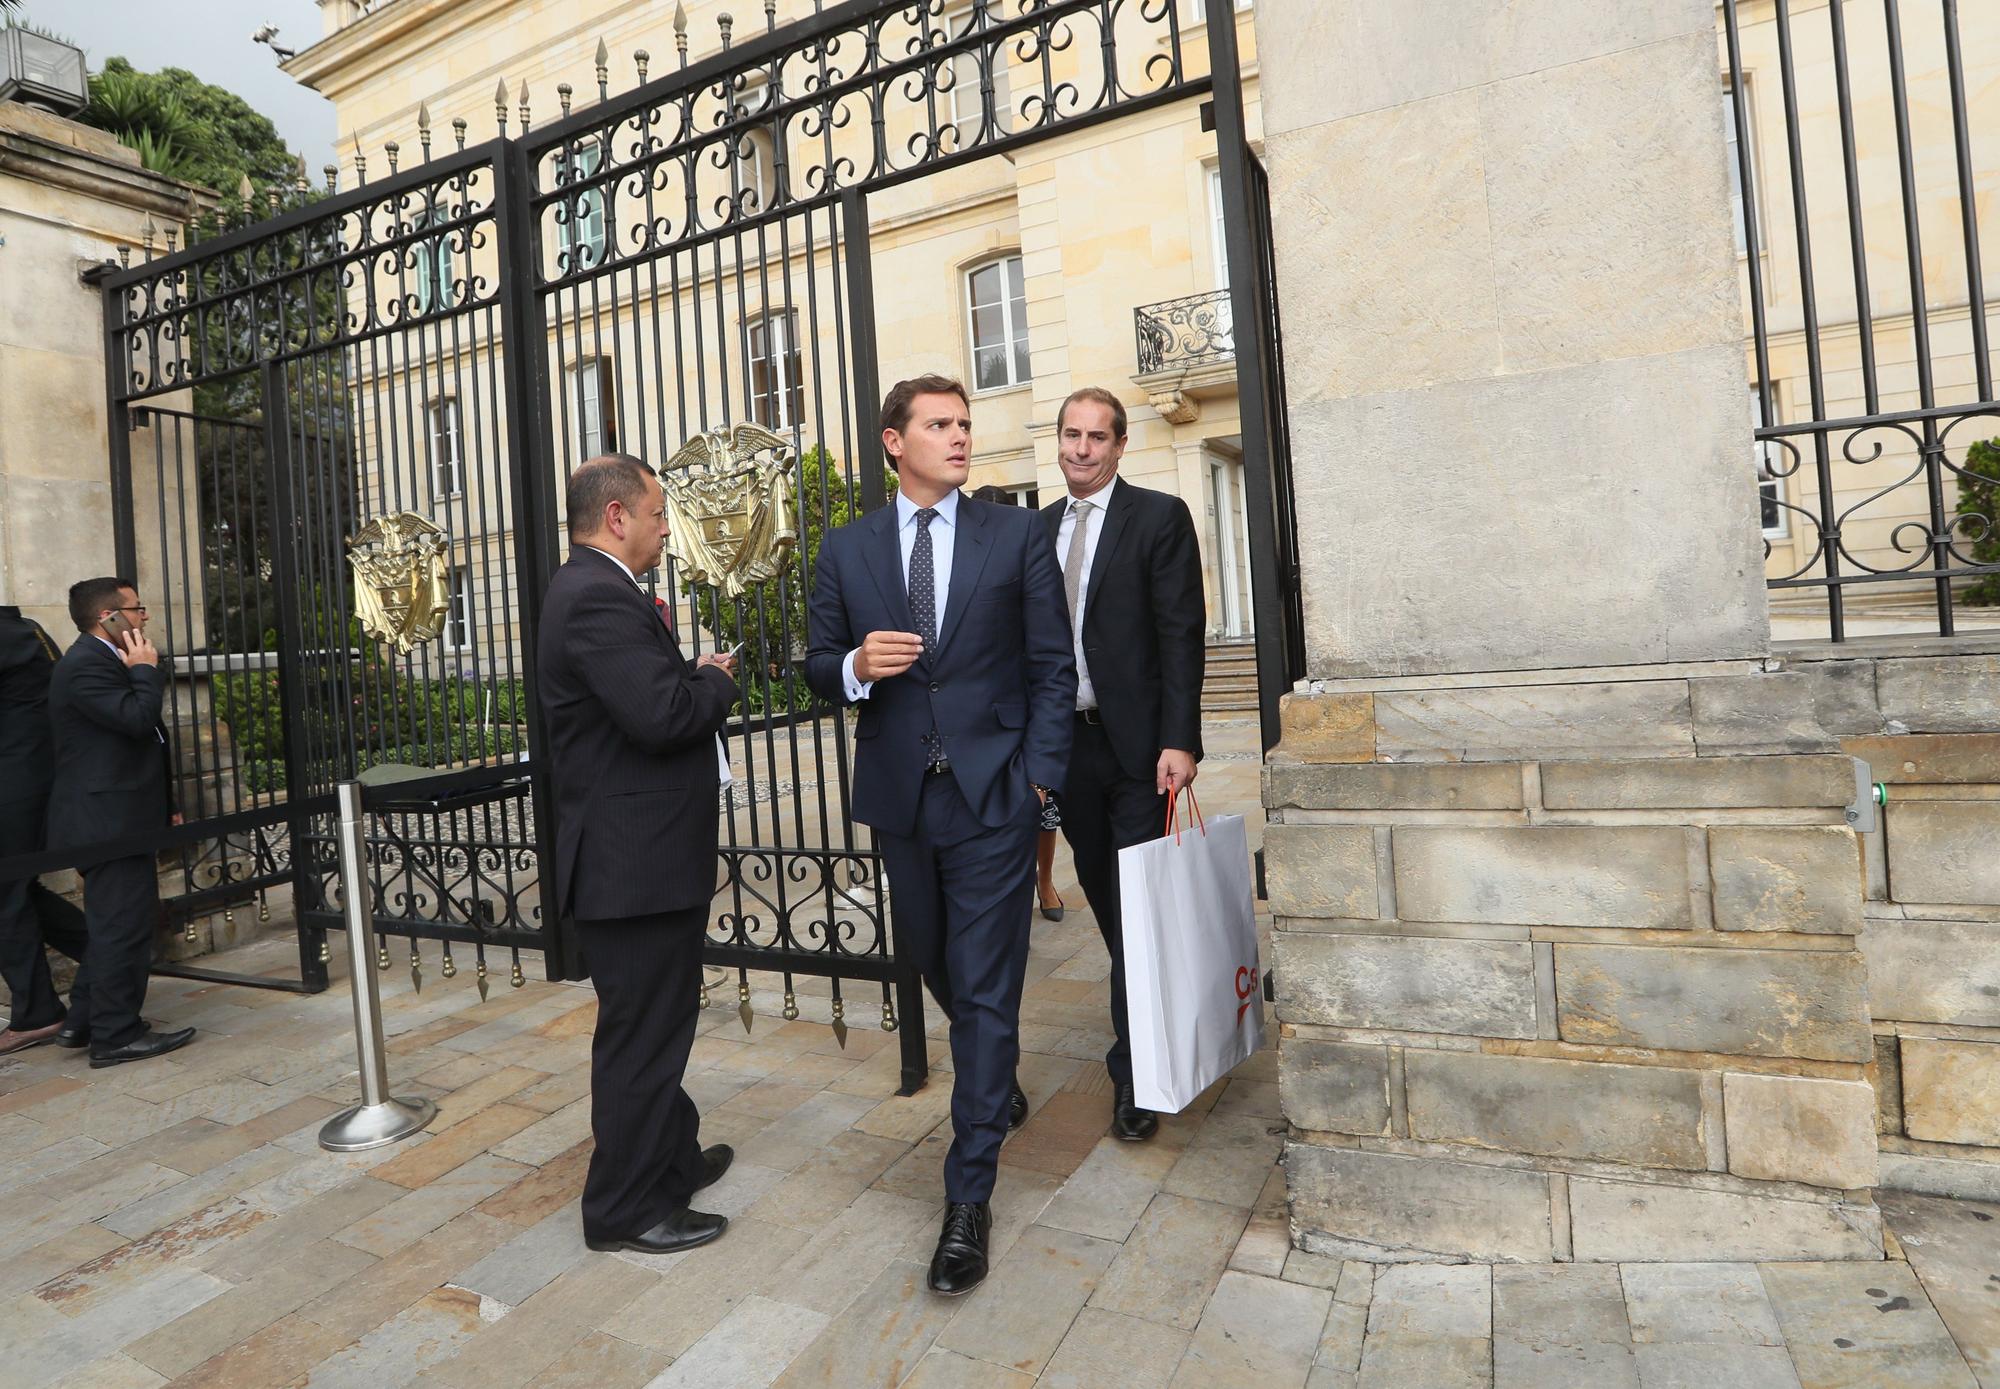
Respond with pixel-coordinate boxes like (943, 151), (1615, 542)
(661, 422), (799, 599)
(347, 512), (452, 654)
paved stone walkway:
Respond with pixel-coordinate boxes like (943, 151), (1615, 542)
(1, 720), (1996, 1387)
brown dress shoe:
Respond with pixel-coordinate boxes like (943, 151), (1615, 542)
(0, 1021), (63, 1056)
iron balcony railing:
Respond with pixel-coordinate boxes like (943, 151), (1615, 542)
(1135, 288), (1235, 375)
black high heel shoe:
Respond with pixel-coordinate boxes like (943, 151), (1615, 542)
(1038, 891), (1065, 923)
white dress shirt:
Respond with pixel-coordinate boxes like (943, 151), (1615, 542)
(842, 488), (960, 701)
(583, 545), (732, 787)
(1054, 474), (1119, 710)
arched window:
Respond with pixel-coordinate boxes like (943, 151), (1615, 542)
(965, 254), (1029, 391)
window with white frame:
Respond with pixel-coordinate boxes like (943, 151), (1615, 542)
(412, 207), (453, 313)
(557, 141), (607, 271)
(946, 8), (1013, 146)
(966, 254), (1030, 391)
(1189, 0), (1252, 21)
(1752, 386), (1786, 537)
(1207, 166), (1230, 285)
(748, 310), (804, 431)
(1723, 84), (1757, 257)
(570, 357), (617, 458)
(734, 127), (775, 213)
(443, 566), (472, 650)
(428, 398), (462, 497)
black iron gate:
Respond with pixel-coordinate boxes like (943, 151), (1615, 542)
(96, 0), (1297, 1091)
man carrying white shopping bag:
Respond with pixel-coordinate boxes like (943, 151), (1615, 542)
(1120, 789), (1265, 1114)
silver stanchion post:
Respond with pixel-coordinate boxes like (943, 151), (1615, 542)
(319, 780), (437, 1152)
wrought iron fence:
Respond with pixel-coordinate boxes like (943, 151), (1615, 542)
(75, 0), (1294, 1079)
(1724, 0), (2000, 639)
(1134, 288), (1235, 375)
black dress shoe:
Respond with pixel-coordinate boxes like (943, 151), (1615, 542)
(59, 1017), (153, 1050)
(696, 1143), (734, 1191)
(585, 1206), (728, 1255)
(1112, 1082), (1158, 1142)
(1007, 1083), (1029, 1132)
(927, 1201), (991, 1296)
(89, 1026), (195, 1070)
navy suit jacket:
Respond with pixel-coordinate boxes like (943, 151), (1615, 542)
(805, 493), (1076, 839)
(536, 546), (738, 921)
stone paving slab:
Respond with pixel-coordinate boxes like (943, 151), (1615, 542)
(0, 721), (1992, 1387)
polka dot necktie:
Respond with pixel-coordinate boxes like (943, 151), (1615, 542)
(909, 508), (944, 767)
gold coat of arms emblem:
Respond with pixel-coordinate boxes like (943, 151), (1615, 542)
(347, 512), (453, 654)
(660, 422), (799, 599)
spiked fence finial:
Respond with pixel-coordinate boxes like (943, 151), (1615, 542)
(674, 1), (689, 65)
(518, 79), (531, 131)
(418, 102), (433, 161)
(352, 133), (366, 184)
(595, 38), (610, 103)
(495, 78), (510, 135)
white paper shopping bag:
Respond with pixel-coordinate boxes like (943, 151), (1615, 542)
(1119, 790), (1264, 1114)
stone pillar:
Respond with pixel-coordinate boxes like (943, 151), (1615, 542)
(1255, 2), (1883, 1260)
(0, 102), (201, 632)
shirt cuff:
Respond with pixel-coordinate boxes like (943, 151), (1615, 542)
(842, 648), (874, 702)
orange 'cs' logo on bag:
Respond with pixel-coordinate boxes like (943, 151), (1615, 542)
(1235, 966), (1259, 1024)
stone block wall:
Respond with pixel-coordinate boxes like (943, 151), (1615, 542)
(1268, 640), (2000, 1259)
(1782, 643), (2000, 1202)
(1268, 663), (1887, 1263)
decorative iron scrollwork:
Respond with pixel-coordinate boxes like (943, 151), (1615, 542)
(1134, 288), (1235, 375)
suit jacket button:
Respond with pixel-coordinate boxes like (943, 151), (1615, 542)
(928, 682), (940, 693)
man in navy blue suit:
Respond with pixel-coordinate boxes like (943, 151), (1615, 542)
(806, 375), (1075, 1295)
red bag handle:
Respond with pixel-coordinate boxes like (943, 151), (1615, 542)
(1163, 785), (1206, 843)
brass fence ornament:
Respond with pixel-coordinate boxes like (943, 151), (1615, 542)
(660, 423), (799, 600)
(347, 512), (452, 653)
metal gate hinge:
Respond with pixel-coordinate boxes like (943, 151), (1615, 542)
(1845, 757), (1882, 834)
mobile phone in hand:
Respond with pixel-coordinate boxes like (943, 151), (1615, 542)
(103, 610), (133, 642)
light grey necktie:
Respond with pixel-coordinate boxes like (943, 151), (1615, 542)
(1063, 499), (1094, 622)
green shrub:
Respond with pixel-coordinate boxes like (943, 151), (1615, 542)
(1958, 437), (2000, 606)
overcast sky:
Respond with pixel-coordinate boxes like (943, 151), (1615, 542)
(31, 0), (339, 168)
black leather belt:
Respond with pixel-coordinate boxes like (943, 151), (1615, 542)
(926, 759), (952, 776)
(1076, 708), (1103, 725)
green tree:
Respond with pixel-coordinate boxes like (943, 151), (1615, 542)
(79, 62), (201, 178)
(1958, 437), (2000, 606)
(685, 447), (897, 716)
(79, 57), (296, 197)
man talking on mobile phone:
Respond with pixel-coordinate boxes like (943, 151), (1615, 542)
(45, 577), (193, 1068)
